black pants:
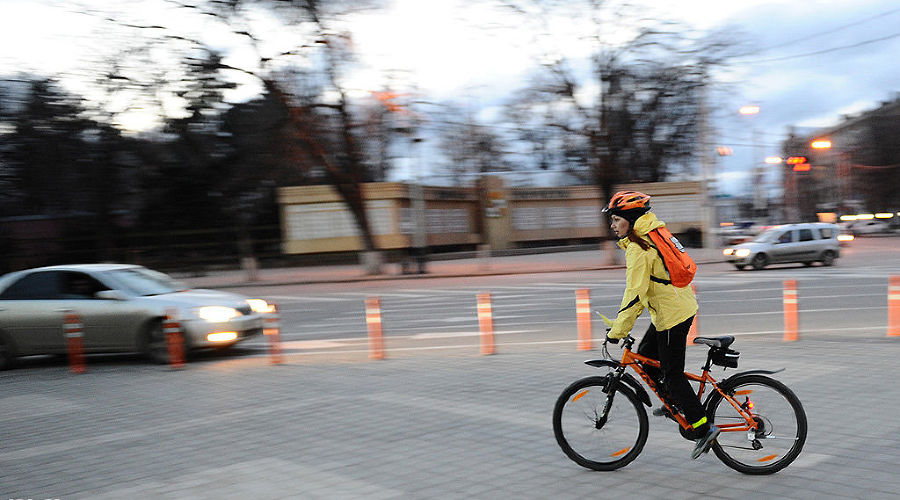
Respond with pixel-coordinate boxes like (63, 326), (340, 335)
(637, 316), (707, 430)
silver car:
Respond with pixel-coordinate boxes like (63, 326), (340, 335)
(723, 223), (841, 270)
(0, 264), (271, 369)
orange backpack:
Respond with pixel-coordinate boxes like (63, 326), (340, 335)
(646, 226), (697, 288)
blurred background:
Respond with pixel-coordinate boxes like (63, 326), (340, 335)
(1, 0), (898, 275)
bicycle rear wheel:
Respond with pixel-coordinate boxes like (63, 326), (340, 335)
(553, 376), (648, 471)
(706, 374), (807, 474)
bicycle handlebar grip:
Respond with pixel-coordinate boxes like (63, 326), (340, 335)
(605, 330), (619, 344)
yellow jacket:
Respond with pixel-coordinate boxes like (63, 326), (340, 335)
(607, 212), (699, 339)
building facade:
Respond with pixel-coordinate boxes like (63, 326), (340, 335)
(277, 179), (706, 255)
(782, 94), (900, 221)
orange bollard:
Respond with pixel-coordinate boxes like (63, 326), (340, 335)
(575, 289), (592, 351)
(888, 276), (900, 337)
(63, 311), (86, 374)
(164, 309), (186, 369)
(477, 293), (496, 355)
(687, 284), (699, 345)
(783, 280), (799, 342)
(264, 303), (283, 364)
(366, 297), (385, 360)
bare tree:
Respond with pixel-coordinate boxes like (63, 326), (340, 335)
(500, 0), (735, 257)
(434, 105), (514, 185)
(82, 0), (391, 273)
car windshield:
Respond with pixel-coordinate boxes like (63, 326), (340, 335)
(101, 268), (189, 296)
(752, 228), (781, 243)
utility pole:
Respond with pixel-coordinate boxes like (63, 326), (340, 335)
(410, 136), (428, 274)
(698, 81), (717, 249)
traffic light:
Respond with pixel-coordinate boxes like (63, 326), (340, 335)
(787, 156), (810, 172)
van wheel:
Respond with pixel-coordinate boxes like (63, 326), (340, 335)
(820, 250), (836, 267)
(734, 265), (746, 271)
(751, 253), (768, 270)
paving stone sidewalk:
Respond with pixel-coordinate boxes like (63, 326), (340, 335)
(3, 332), (899, 499)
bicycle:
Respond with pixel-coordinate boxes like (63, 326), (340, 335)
(552, 333), (807, 474)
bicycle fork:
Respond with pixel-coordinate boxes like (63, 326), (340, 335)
(595, 369), (626, 429)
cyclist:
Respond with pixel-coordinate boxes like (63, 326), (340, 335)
(602, 190), (720, 459)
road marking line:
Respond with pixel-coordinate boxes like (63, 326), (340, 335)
(279, 340), (347, 349)
(411, 329), (540, 339)
(261, 295), (353, 302)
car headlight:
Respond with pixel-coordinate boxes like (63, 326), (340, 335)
(246, 298), (275, 314)
(723, 248), (734, 256)
(735, 248), (751, 258)
(197, 306), (240, 323)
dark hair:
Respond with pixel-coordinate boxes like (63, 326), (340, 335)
(627, 229), (651, 250)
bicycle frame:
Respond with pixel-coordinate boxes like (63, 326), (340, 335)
(614, 338), (759, 435)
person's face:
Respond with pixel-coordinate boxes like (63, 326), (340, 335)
(610, 214), (630, 238)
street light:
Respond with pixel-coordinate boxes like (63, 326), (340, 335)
(807, 138), (852, 213)
(739, 105), (760, 115)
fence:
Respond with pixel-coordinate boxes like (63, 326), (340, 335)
(2, 179), (705, 274)
(0, 217), (282, 274)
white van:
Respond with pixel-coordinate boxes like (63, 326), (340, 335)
(723, 223), (841, 270)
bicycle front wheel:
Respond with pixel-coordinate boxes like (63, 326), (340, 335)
(553, 376), (648, 471)
(707, 374), (807, 474)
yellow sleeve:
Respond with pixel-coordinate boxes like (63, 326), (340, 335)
(608, 246), (650, 339)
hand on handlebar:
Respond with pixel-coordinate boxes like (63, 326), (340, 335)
(604, 328), (620, 344)
(594, 311), (619, 344)
(597, 312), (620, 344)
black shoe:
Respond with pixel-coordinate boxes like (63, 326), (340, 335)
(691, 426), (721, 459)
(652, 403), (679, 420)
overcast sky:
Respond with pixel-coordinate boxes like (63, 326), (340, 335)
(1, 0), (898, 196)
(701, 1), (899, 196)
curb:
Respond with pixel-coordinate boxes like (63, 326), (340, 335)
(189, 258), (727, 289)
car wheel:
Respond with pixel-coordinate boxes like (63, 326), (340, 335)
(0, 336), (16, 370)
(734, 265), (746, 271)
(803, 261), (813, 267)
(143, 320), (170, 364)
(820, 250), (836, 267)
(751, 253), (768, 270)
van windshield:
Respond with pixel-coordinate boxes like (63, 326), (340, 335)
(752, 228), (780, 243)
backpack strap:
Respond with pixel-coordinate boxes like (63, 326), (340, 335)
(647, 240), (673, 285)
(650, 275), (672, 285)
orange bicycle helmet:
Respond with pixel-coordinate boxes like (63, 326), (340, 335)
(602, 191), (651, 213)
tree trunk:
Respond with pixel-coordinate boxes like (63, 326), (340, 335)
(265, 80), (383, 275)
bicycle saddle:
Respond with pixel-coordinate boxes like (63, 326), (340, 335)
(693, 336), (735, 349)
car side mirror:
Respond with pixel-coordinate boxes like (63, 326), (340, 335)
(95, 290), (127, 301)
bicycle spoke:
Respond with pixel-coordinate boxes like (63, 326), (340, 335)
(553, 377), (648, 471)
(709, 375), (807, 474)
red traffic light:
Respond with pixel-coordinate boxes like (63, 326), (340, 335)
(786, 156), (808, 165)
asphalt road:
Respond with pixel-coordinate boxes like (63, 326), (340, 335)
(226, 238), (900, 358)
